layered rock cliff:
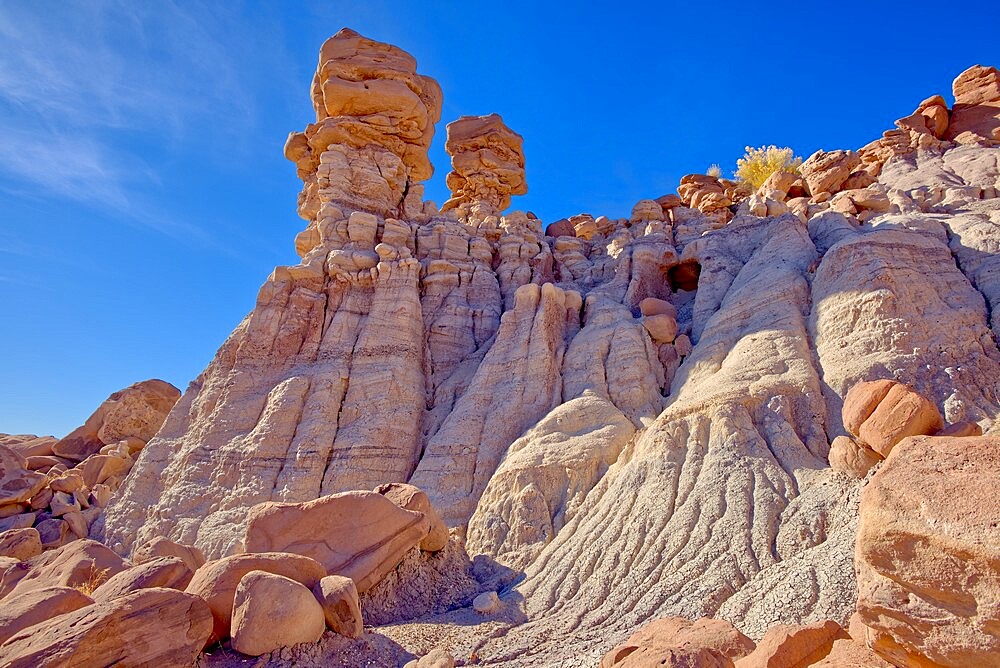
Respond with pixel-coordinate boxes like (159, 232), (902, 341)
(99, 29), (1000, 665)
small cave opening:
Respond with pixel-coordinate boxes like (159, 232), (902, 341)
(668, 260), (701, 293)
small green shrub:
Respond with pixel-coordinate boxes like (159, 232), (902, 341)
(734, 145), (801, 190)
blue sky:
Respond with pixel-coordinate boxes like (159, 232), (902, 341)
(2, 0), (998, 437)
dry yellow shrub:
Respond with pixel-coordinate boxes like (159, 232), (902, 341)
(73, 565), (111, 595)
(735, 146), (801, 189)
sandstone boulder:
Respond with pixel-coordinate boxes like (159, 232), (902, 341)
(92, 556), (193, 601)
(643, 313), (678, 343)
(312, 574), (363, 638)
(0, 434), (57, 458)
(473, 590), (500, 614)
(757, 170), (798, 199)
(678, 174), (733, 219)
(405, 649), (457, 668)
(631, 199), (665, 223)
(51, 380), (180, 462)
(184, 551), (326, 643)
(545, 219), (576, 237)
(73, 452), (131, 489)
(856, 434), (1000, 667)
(132, 535), (206, 572)
(34, 518), (71, 551)
(656, 194), (683, 217)
(1, 539), (127, 601)
(827, 435), (881, 479)
(375, 483), (449, 552)
(734, 620), (848, 668)
(0, 446), (46, 508)
(242, 490), (433, 593)
(841, 380), (895, 436)
(0, 528), (42, 561)
(602, 617), (755, 667)
(799, 150), (860, 196)
(856, 383), (943, 457)
(946, 65), (1000, 142)
(639, 297), (677, 319)
(0, 587), (212, 667)
(0, 585), (93, 645)
(937, 420), (983, 437)
(230, 570), (326, 657)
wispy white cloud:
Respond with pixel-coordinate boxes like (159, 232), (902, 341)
(0, 0), (291, 240)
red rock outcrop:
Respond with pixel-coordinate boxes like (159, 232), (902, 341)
(441, 113), (526, 220)
(242, 488), (442, 593)
(0, 587), (212, 667)
(285, 27), (442, 225)
(946, 64), (1000, 143)
(855, 434), (1000, 667)
(184, 551), (326, 644)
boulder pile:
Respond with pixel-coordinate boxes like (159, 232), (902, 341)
(827, 379), (974, 479)
(0, 379), (179, 550)
(0, 481), (452, 661)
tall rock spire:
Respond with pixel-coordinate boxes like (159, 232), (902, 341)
(441, 113), (527, 222)
(284, 27), (442, 226)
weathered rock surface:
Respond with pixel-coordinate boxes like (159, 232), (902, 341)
(856, 434), (1000, 667)
(230, 570), (326, 657)
(0, 585), (93, 645)
(313, 574), (363, 638)
(184, 552), (326, 644)
(51, 379), (180, 462)
(441, 113), (527, 218)
(0, 587), (212, 667)
(466, 392), (635, 569)
(242, 490), (439, 593)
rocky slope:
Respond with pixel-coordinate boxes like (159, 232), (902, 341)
(3, 27), (997, 667)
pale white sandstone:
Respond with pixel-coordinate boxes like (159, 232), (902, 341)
(466, 392), (635, 569)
